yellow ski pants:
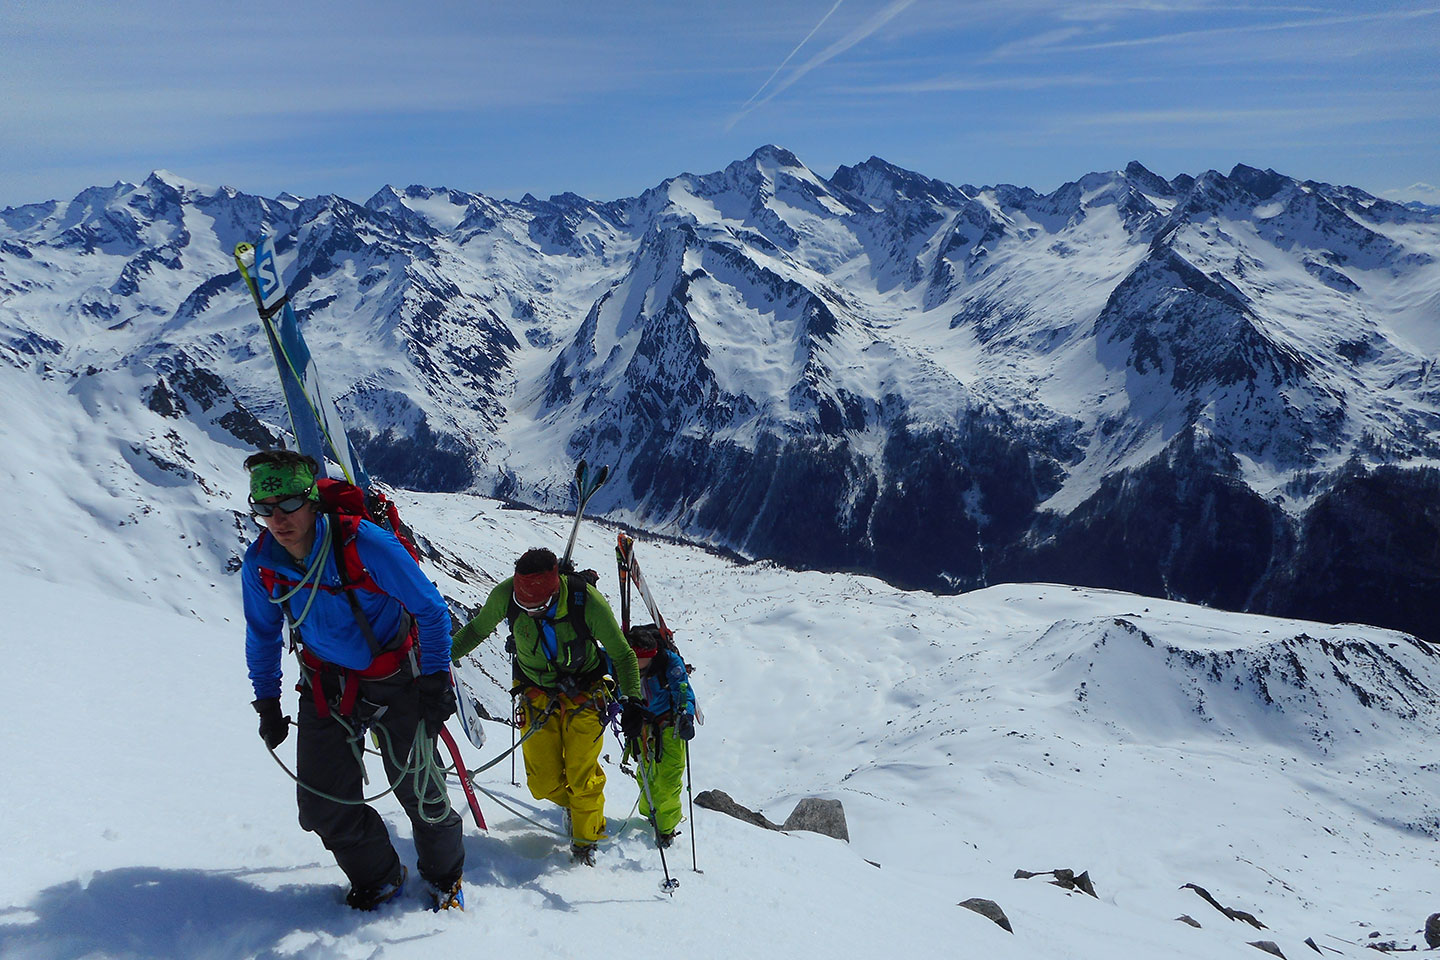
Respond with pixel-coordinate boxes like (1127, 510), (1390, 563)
(522, 689), (608, 844)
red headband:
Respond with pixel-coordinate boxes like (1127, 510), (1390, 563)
(513, 567), (560, 610)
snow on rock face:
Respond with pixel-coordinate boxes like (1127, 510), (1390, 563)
(3, 151), (1440, 643)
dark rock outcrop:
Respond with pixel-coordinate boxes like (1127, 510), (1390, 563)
(1182, 883), (1266, 929)
(957, 898), (1013, 933)
(1015, 868), (1097, 897)
(781, 798), (848, 842)
(693, 790), (781, 831)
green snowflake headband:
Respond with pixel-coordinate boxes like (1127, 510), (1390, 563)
(247, 460), (319, 503)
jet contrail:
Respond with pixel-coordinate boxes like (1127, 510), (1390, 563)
(727, 0), (915, 131)
(738, 0), (846, 112)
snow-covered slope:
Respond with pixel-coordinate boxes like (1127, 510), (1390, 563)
(3, 150), (1439, 641)
(4, 448), (1439, 958)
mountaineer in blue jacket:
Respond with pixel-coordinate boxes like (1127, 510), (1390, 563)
(623, 625), (697, 847)
(240, 449), (464, 912)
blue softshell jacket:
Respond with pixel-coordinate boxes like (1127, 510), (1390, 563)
(639, 648), (697, 720)
(242, 514), (452, 700)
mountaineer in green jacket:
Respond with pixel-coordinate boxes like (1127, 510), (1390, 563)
(452, 547), (642, 864)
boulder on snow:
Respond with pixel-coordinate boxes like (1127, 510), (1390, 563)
(1362, 938), (1408, 952)
(693, 790), (782, 831)
(1248, 941), (1285, 958)
(1426, 913), (1440, 949)
(1182, 882), (1266, 929)
(782, 797), (849, 842)
(1014, 867), (1097, 897)
(1176, 915), (1202, 928)
(958, 898), (1013, 933)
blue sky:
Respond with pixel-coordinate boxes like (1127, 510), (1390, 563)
(3, 0), (1438, 208)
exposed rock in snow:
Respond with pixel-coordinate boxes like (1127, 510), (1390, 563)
(780, 797), (849, 841)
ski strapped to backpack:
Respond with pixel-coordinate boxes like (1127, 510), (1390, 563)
(234, 236), (367, 486)
(615, 533), (677, 649)
(562, 459), (609, 569)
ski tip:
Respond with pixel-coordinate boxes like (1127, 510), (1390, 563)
(594, 464), (610, 486)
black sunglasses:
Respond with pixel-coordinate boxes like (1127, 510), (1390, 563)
(250, 494), (312, 517)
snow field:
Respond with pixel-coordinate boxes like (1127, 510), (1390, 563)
(2, 413), (1439, 957)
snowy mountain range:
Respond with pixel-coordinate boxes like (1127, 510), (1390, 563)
(3, 146), (1439, 639)
(4, 148), (1440, 955)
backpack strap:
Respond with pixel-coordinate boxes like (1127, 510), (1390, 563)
(329, 514), (415, 662)
(330, 515), (383, 660)
(563, 576), (593, 651)
(254, 527), (306, 636)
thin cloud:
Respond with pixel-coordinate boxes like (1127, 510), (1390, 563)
(985, 27), (1090, 62)
(992, 7), (1440, 58)
(738, 0), (847, 113)
(1054, 1), (1325, 18)
(1382, 182), (1440, 205)
(830, 73), (1113, 95)
(1039, 101), (1440, 135)
(726, 0), (916, 131)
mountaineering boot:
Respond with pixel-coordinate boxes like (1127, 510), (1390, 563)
(570, 842), (597, 866)
(346, 864), (407, 911)
(657, 829), (677, 849)
(427, 876), (464, 912)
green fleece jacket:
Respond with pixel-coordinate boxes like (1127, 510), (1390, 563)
(452, 575), (642, 699)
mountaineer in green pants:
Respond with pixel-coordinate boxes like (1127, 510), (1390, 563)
(622, 625), (697, 846)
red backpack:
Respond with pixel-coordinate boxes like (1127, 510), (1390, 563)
(315, 477), (421, 563)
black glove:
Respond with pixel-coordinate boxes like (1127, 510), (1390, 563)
(417, 672), (457, 731)
(252, 697), (290, 750)
(620, 699), (646, 741)
(675, 712), (696, 741)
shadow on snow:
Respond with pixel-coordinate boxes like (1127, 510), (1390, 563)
(0, 822), (671, 958)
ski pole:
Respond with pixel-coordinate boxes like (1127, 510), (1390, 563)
(510, 692), (519, 787)
(635, 733), (679, 894)
(686, 742), (700, 873)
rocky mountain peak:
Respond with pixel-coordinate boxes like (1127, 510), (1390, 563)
(1228, 164), (1291, 202)
(1122, 161), (1175, 198)
(830, 155), (970, 209)
(746, 143), (805, 170)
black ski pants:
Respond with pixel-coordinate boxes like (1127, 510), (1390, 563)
(294, 668), (464, 892)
